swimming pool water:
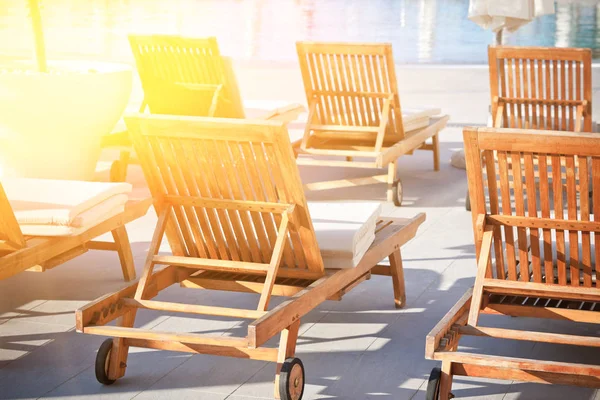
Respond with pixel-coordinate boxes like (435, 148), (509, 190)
(0, 0), (599, 64)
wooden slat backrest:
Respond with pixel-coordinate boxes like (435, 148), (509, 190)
(465, 127), (600, 287)
(0, 183), (25, 253)
(125, 114), (324, 275)
(296, 42), (404, 140)
(489, 46), (592, 132)
(128, 35), (245, 118)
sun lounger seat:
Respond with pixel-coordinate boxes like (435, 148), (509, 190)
(79, 115), (425, 399)
(295, 42), (448, 206)
(0, 178), (150, 281)
(425, 127), (600, 400)
(465, 46), (593, 211)
(4, 178), (131, 236)
(103, 35), (304, 182)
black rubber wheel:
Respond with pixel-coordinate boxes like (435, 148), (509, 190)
(278, 357), (305, 400)
(392, 179), (403, 207)
(426, 367), (441, 400)
(465, 190), (471, 211)
(109, 160), (124, 183)
(95, 339), (116, 385)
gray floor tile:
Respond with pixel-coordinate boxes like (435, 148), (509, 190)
(146, 354), (267, 395)
(0, 319), (71, 371)
(134, 388), (227, 400)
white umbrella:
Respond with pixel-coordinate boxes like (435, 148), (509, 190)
(469, 0), (555, 44)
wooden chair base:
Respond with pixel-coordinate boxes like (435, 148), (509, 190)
(296, 117), (447, 206)
(77, 214), (424, 398)
(1, 199), (151, 281)
(425, 288), (600, 399)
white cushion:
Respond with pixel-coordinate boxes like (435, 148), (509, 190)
(2, 178), (131, 236)
(403, 107), (441, 132)
(18, 205), (125, 237)
(308, 201), (382, 269)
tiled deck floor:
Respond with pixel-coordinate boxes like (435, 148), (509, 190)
(2, 124), (600, 399)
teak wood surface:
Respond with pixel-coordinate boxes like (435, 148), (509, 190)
(427, 127), (600, 399)
(101, 35), (304, 182)
(489, 46), (592, 132)
(295, 41), (448, 204)
(0, 187), (151, 281)
(465, 46), (594, 213)
(78, 114), (425, 398)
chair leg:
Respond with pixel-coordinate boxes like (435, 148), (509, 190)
(107, 311), (137, 380)
(386, 161), (397, 202)
(439, 360), (454, 400)
(389, 249), (406, 309)
(274, 319), (301, 399)
(111, 226), (136, 282)
(432, 133), (440, 171)
(110, 151), (131, 182)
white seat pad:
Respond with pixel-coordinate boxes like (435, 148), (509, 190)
(308, 201), (382, 269)
(403, 107), (442, 133)
(402, 107), (442, 122)
(2, 178), (131, 236)
(18, 205), (125, 237)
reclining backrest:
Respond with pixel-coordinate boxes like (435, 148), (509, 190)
(129, 35), (245, 117)
(0, 183), (25, 254)
(296, 42), (404, 140)
(125, 114), (324, 275)
(489, 46), (592, 132)
(465, 127), (600, 286)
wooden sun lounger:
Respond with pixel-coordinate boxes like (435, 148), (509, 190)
(78, 114), (425, 400)
(0, 185), (151, 281)
(425, 127), (600, 400)
(102, 35), (305, 182)
(465, 46), (593, 211)
(295, 42), (449, 206)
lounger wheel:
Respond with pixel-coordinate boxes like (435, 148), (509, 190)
(95, 339), (116, 385)
(427, 367), (454, 400)
(110, 160), (126, 182)
(426, 367), (441, 400)
(392, 179), (403, 207)
(465, 190), (471, 211)
(279, 357), (305, 400)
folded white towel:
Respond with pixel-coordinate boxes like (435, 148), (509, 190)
(403, 107), (442, 133)
(19, 205), (125, 237)
(14, 194), (128, 228)
(308, 201), (382, 268)
(3, 178), (131, 226)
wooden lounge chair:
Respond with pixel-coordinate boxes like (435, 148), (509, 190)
(426, 127), (600, 399)
(77, 114), (425, 400)
(465, 45), (592, 210)
(103, 35), (305, 182)
(0, 179), (151, 281)
(295, 42), (449, 206)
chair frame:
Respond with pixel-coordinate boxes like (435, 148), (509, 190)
(426, 127), (600, 400)
(103, 35), (304, 182)
(78, 114), (425, 399)
(295, 41), (448, 206)
(489, 46), (592, 132)
(465, 45), (593, 212)
(0, 184), (151, 281)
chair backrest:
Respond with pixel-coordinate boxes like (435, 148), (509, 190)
(296, 42), (405, 141)
(125, 114), (324, 275)
(0, 183), (25, 254)
(489, 46), (592, 132)
(128, 35), (245, 118)
(465, 126), (600, 286)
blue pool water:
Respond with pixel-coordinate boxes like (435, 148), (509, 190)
(0, 0), (599, 64)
